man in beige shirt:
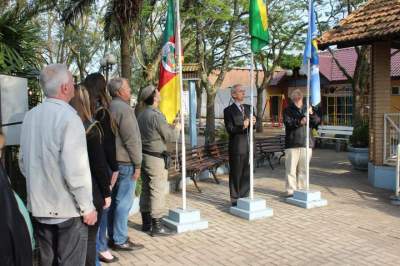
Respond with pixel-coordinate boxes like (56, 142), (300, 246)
(19, 64), (97, 266)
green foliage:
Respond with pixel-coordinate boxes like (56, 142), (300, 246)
(216, 127), (229, 142)
(0, 8), (44, 74)
(279, 54), (302, 69)
(350, 121), (369, 148)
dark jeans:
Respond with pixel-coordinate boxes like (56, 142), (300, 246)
(86, 208), (102, 266)
(34, 217), (88, 266)
(229, 153), (250, 202)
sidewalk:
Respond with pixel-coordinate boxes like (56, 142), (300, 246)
(116, 149), (400, 266)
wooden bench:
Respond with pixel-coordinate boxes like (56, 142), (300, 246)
(168, 135), (285, 193)
(168, 144), (228, 193)
(255, 135), (285, 170)
(315, 125), (353, 151)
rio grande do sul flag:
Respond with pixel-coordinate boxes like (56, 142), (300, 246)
(158, 0), (180, 124)
(249, 0), (269, 53)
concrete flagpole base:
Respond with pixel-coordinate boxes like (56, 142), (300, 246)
(163, 208), (208, 233)
(286, 190), (328, 209)
(230, 198), (273, 220)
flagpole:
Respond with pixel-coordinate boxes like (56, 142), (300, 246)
(175, 0), (186, 210)
(305, 0), (312, 191)
(250, 52), (255, 200)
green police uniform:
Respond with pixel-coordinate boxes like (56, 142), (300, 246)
(137, 106), (178, 219)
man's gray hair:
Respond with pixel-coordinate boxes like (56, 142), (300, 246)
(108, 77), (125, 97)
(290, 89), (304, 100)
(231, 84), (243, 95)
(39, 64), (70, 97)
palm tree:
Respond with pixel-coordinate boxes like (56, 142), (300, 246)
(0, 5), (46, 74)
(63, 0), (144, 82)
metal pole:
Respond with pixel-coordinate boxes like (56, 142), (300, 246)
(384, 114), (387, 164)
(396, 144), (400, 197)
(305, 0), (312, 191)
(175, 0), (187, 210)
(306, 60), (311, 190)
(189, 81), (197, 147)
(250, 53), (255, 200)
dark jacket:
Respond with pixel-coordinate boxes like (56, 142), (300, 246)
(95, 106), (118, 172)
(283, 103), (321, 149)
(85, 121), (111, 210)
(0, 164), (32, 266)
(224, 103), (254, 155)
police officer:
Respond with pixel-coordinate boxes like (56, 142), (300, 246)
(137, 85), (180, 237)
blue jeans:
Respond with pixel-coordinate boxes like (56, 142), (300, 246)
(95, 207), (109, 266)
(108, 164), (136, 245)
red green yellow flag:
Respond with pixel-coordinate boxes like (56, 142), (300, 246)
(158, 0), (180, 124)
(249, 0), (269, 53)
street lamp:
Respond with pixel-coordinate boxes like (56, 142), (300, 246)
(100, 53), (117, 83)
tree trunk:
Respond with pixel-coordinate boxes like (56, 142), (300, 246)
(121, 31), (132, 82)
(256, 86), (264, 132)
(205, 91), (216, 144)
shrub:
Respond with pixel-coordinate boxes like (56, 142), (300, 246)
(350, 121), (369, 148)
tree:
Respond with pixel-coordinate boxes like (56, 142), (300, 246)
(0, 2), (49, 74)
(63, 0), (144, 82)
(185, 0), (246, 144)
(320, 0), (369, 124)
(254, 0), (307, 132)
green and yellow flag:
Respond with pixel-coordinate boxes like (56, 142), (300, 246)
(158, 0), (180, 124)
(249, 0), (269, 53)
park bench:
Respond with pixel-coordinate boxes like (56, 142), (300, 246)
(168, 144), (229, 193)
(315, 125), (353, 152)
(255, 135), (285, 170)
(167, 135), (285, 193)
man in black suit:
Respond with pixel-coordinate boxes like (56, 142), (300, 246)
(223, 84), (256, 206)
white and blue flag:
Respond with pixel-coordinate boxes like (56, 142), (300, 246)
(303, 0), (321, 106)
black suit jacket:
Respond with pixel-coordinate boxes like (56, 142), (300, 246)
(224, 103), (253, 155)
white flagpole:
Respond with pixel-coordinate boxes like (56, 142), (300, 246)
(306, 0), (312, 190)
(175, 0), (186, 210)
(250, 52), (255, 200)
(306, 60), (310, 190)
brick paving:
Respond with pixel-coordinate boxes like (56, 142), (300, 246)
(111, 149), (400, 266)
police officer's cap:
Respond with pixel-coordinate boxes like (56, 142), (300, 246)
(139, 85), (157, 102)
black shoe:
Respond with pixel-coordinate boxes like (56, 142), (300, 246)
(231, 202), (237, 207)
(141, 212), (152, 232)
(151, 218), (174, 237)
(111, 239), (144, 251)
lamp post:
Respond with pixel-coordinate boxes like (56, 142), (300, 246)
(100, 53), (117, 83)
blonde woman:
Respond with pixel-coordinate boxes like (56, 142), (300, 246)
(70, 85), (111, 266)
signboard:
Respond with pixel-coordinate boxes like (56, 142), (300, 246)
(0, 75), (28, 146)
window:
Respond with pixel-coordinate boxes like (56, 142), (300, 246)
(322, 95), (353, 126)
(392, 87), (400, 95)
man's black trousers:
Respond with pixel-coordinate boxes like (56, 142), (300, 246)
(229, 153), (250, 203)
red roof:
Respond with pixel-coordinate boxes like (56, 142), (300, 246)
(269, 47), (400, 86)
(320, 47), (400, 81)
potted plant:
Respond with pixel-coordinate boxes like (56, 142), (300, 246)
(348, 121), (369, 171)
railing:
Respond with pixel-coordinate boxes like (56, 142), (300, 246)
(383, 113), (400, 165)
(395, 145), (400, 199)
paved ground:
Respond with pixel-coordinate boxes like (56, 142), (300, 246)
(112, 149), (400, 266)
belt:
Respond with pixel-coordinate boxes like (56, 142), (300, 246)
(143, 150), (164, 159)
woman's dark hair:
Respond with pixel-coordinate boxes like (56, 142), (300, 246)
(83, 73), (110, 114)
(144, 90), (157, 106)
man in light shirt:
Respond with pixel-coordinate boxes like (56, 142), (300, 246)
(19, 64), (97, 266)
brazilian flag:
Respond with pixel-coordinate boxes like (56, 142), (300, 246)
(250, 0), (269, 53)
